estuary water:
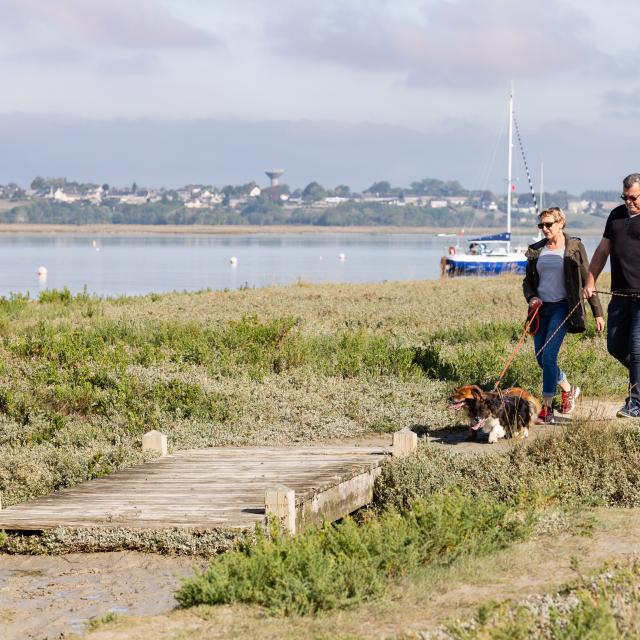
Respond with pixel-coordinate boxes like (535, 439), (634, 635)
(0, 232), (607, 298)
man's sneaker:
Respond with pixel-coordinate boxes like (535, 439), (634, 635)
(560, 385), (580, 414)
(537, 406), (555, 424)
(616, 401), (640, 418)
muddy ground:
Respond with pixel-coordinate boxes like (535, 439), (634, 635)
(0, 552), (208, 639)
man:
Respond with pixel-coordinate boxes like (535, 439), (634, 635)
(584, 173), (640, 417)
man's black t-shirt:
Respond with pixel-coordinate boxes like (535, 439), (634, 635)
(603, 204), (640, 292)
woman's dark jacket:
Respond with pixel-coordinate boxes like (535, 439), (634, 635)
(522, 232), (603, 334)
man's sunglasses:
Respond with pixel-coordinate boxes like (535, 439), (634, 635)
(621, 194), (640, 203)
(537, 222), (556, 229)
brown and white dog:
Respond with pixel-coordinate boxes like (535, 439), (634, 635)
(448, 385), (541, 443)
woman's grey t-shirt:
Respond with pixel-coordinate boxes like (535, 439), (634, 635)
(536, 246), (567, 302)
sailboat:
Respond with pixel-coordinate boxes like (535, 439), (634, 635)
(442, 90), (528, 276)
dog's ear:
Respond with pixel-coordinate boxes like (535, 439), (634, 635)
(470, 385), (484, 399)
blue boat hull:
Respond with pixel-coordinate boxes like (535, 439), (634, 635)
(444, 257), (527, 276)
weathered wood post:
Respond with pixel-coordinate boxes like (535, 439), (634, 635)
(265, 485), (296, 535)
(142, 430), (168, 457)
(392, 429), (418, 458)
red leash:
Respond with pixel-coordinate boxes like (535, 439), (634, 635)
(492, 301), (542, 391)
(493, 298), (584, 390)
(524, 299), (542, 335)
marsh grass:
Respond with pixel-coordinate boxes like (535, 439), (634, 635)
(175, 491), (534, 616)
(376, 420), (640, 511)
(424, 560), (640, 639)
(174, 421), (640, 618)
(0, 275), (627, 508)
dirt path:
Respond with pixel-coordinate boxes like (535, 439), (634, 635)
(0, 397), (633, 639)
(423, 398), (624, 454)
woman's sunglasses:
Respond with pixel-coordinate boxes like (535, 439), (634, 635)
(537, 221), (556, 230)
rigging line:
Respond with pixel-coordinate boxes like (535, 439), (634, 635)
(476, 115), (506, 193)
(512, 109), (539, 216)
(467, 112), (506, 237)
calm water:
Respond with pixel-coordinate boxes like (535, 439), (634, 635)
(0, 233), (607, 297)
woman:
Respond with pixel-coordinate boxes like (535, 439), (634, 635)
(523, 207), (605, 423)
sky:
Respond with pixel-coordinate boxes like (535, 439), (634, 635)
(0, 0), (635, 193)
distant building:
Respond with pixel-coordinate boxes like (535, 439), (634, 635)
(567, 200), (589, 215)
(324, 196), (349, 205)
(119, 193), (150, 205)
(52, 188), (81, 203)
(185, 199), (207, 209)
(265, 169), (284, 188)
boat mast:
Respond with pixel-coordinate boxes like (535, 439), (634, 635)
(506, 87), (513, 253)
(536, 160), (544, 241)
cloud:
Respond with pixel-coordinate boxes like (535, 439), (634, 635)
(601, 88), (640, 118)
(265, 0), (612, 86)
(0, 0), (220, 53)
(97, 54), (167, 76)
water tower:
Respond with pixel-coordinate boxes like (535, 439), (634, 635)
(265, 168), (284, 187)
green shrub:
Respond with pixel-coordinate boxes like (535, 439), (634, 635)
(436, 561), (640, 639)
(176, 491), (533, 615)
(376, 422), (640, 512)
(38, 287), (74, 304)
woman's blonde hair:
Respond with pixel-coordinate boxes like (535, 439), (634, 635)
(538, 206), (566, 228)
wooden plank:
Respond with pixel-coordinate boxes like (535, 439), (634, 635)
(0, 444), (389, 532)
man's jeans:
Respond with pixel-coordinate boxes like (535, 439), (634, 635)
(607, 296), (640, 404)
(533, 300), (569, 397)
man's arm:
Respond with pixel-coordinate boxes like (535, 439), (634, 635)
(584, 237), (611, 297)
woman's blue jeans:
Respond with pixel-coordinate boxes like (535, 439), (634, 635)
(607, 296), (640, 404)
(533, 300), (568, 397)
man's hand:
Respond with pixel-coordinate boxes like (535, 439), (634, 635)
(595, 316), (605, 334)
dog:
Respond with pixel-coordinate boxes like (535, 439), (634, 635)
(448, 385), (541, 444)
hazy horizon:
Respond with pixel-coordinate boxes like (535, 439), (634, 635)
(0, 112), (628, 195)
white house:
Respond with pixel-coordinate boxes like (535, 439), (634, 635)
(53, 188), (81, 203)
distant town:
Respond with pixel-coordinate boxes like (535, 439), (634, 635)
(0, 170), (620, 228)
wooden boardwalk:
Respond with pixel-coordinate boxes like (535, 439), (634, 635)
(0, 445), (394, 532)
